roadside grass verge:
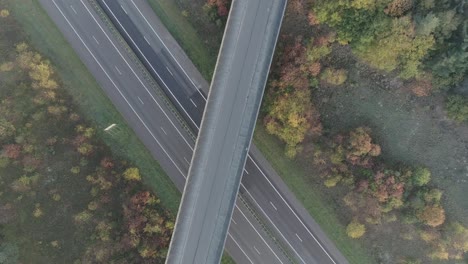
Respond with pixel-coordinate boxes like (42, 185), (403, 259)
(253, 125), (374, 264)
(146, 0), (216, 80)
(6, 0), (181, 213)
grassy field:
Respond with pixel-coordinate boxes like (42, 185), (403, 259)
(147, 0), (218, 81)
(5, 0), (181, 213)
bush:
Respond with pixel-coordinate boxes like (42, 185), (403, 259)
(412, 167), (431, 186)
(446, 95), (468, 123)
(123, 167), (141, 181)
(321, 68), (348, 85)
(346, 220), (366, 238)
(418, 205), (445, 227)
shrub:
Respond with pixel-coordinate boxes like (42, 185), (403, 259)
(446, 95), (468, 123)
(324, 174), (342, 188)
(321, 68), (348, 85)
(412, 167), (431, 186)
(346, 220), (366, 238)
(123, 167), (141, 181)
(418, 205), (445, 227)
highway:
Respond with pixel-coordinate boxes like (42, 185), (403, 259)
(98, 0), (348, 263)
(163, 0), (287, 262)
(38, 0), (348, 263)
(39, 1), (290, 263)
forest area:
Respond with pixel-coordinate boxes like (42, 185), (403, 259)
(201, 0), (468, 263)
(0, 7), (174, 263)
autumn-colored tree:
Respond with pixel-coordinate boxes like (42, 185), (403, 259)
(264, 37), (322, 157)
(100, 157), (114, 169)
(320, 68), (348, 85)
(3, 144), (21, 159)
(123, 167), (141, 181)
(344, 127), (381, 166)
(346, 220), (366, 238)
(418, 205), (445, 227)
(408, 76), (433, 97)
(206, 0), (230, 17)
(384, 0), (413, 17)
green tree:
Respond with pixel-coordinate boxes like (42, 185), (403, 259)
(445, 95), (468, 123)
(412, 167), (431, 186)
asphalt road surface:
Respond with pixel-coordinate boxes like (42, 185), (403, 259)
(99, 0), (349, 263)
(39, 0), (291, 263)
(162, 0), (287, 262)
(39, 0), (348, 263)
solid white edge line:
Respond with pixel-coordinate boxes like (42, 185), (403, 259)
(102, 0), (200, 130)
(228, 234), (254, 264)
(55, 2), (272, 263)
(236, 206), (284, 264)
(242, 186), (307, 264)
(129, 0), (337, 262)
(247, 156), (337, 264)
(80, 0), (195, 152)
(51, 0), (185, 178)
(129, 0), (206, 100)
(128, 1), (336, 262)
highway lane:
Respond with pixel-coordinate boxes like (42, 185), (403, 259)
(102, 0), (348, 263)
(38, 0), (290, 263)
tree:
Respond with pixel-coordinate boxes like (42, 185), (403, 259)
(3, 144), (21, 159)
(418, 205), (445, 227)
(384, 0), (413, 17)
(0, 118), (15, 141)
(123, 167), (141, 181)
(358, 16), (435, 79)
(412, 167), (431, 186)
(346, 220), (366, 238)
(445, 95), (468, 123)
